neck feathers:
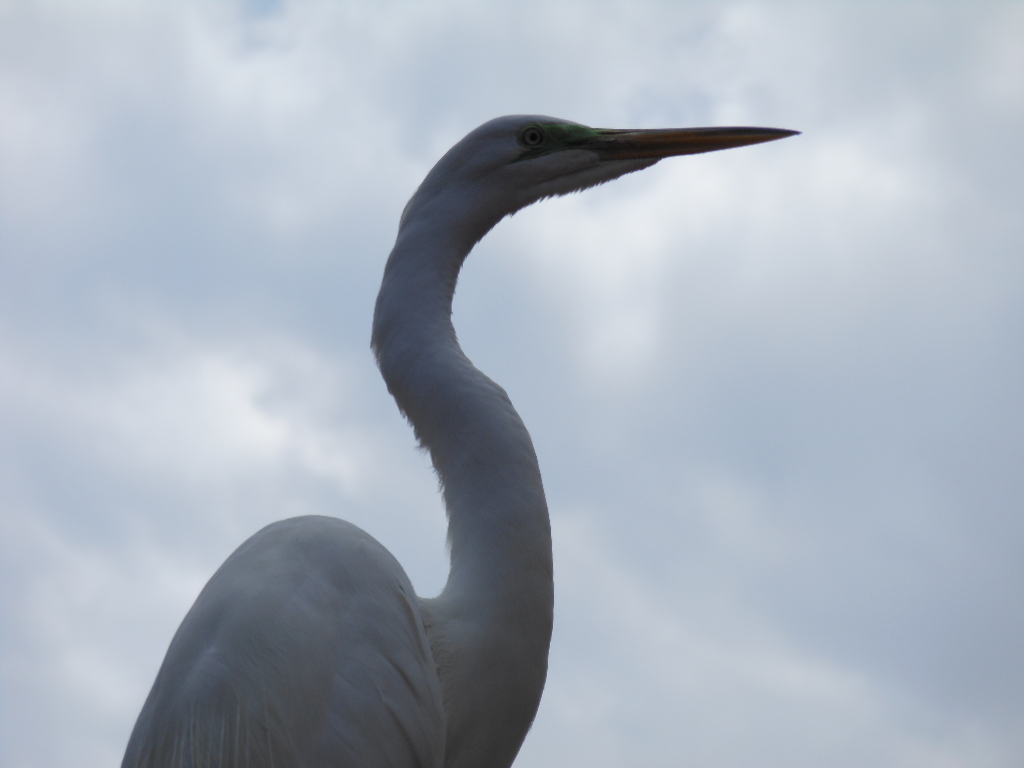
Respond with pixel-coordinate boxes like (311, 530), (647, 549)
(372, 208), (553, 768)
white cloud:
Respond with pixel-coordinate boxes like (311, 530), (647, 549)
(2, 2), (1022, 767)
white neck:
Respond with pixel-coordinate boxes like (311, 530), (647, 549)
(372, 197), (554, 768)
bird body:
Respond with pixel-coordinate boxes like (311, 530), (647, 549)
(123, 115), (796, 768)
(123, 516), (445, 767)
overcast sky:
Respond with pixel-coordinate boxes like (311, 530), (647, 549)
(2, 2), (1023, 767)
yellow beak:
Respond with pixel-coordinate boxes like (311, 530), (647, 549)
(590, 126), (799, 159)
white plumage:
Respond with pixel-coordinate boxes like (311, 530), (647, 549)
(123, 115), (796, 768)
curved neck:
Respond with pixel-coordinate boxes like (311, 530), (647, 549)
(372, 205), (553, 768)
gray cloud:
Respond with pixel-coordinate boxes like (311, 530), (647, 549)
(2, 2), (1022, 767)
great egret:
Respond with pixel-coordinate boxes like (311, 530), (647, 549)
(122, 115), (797, 768)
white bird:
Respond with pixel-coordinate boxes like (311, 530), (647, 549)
(122, 115), (796, 768)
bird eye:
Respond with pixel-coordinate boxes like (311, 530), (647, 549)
(519, 126), (545, 147)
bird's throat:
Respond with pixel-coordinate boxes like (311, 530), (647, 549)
(372, 215), (554, 768)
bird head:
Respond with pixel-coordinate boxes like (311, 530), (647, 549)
(398, 115), (797, 243)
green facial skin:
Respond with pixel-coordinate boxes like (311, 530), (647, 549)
(514, 122), (606, 161)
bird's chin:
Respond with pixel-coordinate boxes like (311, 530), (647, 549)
(523, 153), (660, 205)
